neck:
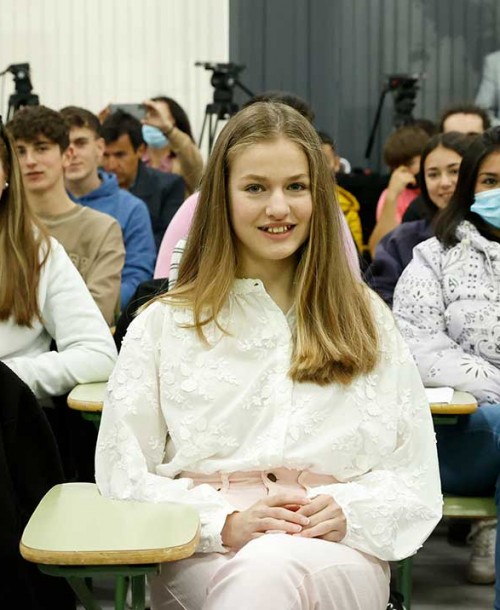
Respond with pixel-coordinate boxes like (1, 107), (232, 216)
(66, 171), (102, 198)
(148, 146), (171, 167)
(28, 181), (77, 217)
(239, 257), (298, 313)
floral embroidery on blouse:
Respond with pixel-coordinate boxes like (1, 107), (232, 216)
(96, 280), (441, 559)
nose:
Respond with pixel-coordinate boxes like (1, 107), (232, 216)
(24, 149), (37, 166)
(103, 155), (116, 172)
(439, 172), (453, 188)
(266, 189), (290, 218)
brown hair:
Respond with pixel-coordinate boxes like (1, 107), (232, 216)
(0, 121), (50, 326)
(158, 102), (379, 385)
(60, 105), (102, 138)
(383, 124), (430, 169)
(8, 105), (70, 151)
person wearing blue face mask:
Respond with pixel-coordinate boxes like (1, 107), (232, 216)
(393, 127), (500, 601)
(141, 97), (204, 196)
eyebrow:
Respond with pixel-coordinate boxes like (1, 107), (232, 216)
(478, 171), (500, 177)
(237, 173), (309, 181)
(425, 162), (461, 170)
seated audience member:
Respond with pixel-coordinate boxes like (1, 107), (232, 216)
(8, 106), (124, 325)
(367, 132), (473, 305)
(61, 106), (156, 310)
(0, 119), (116, 399)
(154, 91), (360, 280)
(0, 363), (74, 610)
(142, 96), (203, 195)
(393, 127), (500, 594)
(439, 103), (490, 135)
(318, 130), (364, 253)
(101, 110), (185, 250)
(96, 102), (441, 610)
(403, 107), (489, 223)
(475, 50), (500, 123)
(368, 125), (430, 256)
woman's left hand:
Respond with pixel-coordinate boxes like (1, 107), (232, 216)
(293, 494), (346, 542)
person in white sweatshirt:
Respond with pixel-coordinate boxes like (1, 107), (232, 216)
(0, 117), (117, 400)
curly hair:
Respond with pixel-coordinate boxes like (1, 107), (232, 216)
(8, 105), (70, 151)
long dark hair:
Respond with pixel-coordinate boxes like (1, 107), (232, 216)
(152, 96), (194, 141)
(435, 126), (500, 246)
(417, 131), (475, 221)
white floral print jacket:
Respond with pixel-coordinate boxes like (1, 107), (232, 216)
(95, 281), (441, 560)
(393, 221), (500, 405)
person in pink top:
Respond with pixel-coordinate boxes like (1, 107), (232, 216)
(368, 125), (430, 256)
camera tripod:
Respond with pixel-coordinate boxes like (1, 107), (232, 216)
(365, 74), (420, 160)
(197, 62), (254, 153)
(1, 63), (39, 120)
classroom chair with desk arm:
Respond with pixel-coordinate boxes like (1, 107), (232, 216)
(19, 483), (200, 610)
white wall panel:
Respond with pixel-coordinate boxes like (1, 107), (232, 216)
(0, 0), (229, 147)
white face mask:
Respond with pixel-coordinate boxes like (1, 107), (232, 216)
(471, 188), (500, 229)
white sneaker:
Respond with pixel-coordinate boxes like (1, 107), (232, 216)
(466, 519), (496, 584)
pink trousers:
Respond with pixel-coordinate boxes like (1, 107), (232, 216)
(150, 469), (390, 610)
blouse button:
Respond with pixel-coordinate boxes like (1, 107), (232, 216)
(267, 472), (277, 482)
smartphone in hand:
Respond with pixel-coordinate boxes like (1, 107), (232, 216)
(109, 103), (146, 121)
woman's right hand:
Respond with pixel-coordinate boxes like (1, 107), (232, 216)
(221, 493), (311, 550)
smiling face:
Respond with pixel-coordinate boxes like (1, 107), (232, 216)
(423, 145), (462, 209)
(228, 137), (313, 278)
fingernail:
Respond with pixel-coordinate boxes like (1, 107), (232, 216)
(294, 525), (302, 532)
(301, 518), (310, 525)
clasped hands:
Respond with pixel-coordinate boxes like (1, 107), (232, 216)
(221, 492), (346, 551)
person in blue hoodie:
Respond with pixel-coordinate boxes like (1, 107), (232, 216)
(61, 106), (156, 310)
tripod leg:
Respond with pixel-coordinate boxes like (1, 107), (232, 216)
(198, 111), (209, 150)
(208, 115), (219, 153)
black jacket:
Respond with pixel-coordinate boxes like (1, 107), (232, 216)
(0, 362), (74, 609)
(130, 162), (185, 251)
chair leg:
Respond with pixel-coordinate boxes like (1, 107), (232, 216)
(66, 576), (103, 610)
(115, 575), (128, 610)
(130, 574), (146, 610)
(397, 557), (413, 610)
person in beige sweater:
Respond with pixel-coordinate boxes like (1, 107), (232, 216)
(8, 105), (124, 326)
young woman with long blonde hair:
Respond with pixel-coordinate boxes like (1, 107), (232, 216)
(96, 102), (441, 610)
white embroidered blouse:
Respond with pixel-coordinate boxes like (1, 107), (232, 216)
(95, 280), (442, 561)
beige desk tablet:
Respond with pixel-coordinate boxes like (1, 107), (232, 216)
(20, 483), (200, 610)
(429, 390), (477, 416)
(67, 382), (107, 413)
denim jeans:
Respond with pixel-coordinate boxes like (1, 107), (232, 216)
(436, 404), (500, 609)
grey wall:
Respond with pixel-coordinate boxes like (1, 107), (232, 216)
(229, 0), (500, 171)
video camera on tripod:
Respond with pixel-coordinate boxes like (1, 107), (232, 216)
(196, 61), (254, 152)
(0, 63), (39, 120)
(365, 73), (422, 160)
